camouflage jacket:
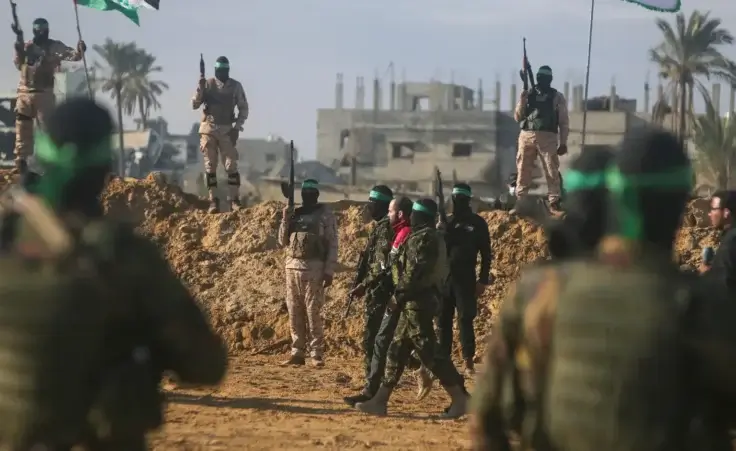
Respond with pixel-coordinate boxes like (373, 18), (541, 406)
(471, 260), (566, 451)
(358, 216), (394, 294)
(391, 224), (441, 309)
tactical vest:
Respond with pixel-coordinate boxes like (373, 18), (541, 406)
(392, 227), (448, 294)
(545, 261), (694, 451)
(521, 88), (558, 133)
(202, 77), (236, 125)
(19, 40), (67, 92)
(367, 217), (393, 277)
(0, 188), (118, 448)
(287, 205), (327, 260)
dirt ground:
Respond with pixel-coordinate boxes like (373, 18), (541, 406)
(5, 172), (722, 449)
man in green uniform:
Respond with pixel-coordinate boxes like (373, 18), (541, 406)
(0, 98), (228, 450)
(355, 198), (469, 419)
(469, 146), (614, 451)
(343, 185), (394, 405)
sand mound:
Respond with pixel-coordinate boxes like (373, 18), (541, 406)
(97, 176), (720, 357)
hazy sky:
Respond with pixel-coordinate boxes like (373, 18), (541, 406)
(1, 0), (736, 159)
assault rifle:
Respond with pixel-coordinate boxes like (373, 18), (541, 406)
(9, 0), (24, 65)
(280, 141), (295, 210)
(435, 166), (447, 225)
(344, 249), (369, 319)
(519, 38), (536, 92)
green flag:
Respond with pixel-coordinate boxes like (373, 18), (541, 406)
(74, 0), (141, 25)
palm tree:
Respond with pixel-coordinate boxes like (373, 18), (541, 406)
(649, 11), (736, 143)
(689, 85), (736, 190)
(123, 51), (168, 127)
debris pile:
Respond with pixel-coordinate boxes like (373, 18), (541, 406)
(94, 176), (719, 356)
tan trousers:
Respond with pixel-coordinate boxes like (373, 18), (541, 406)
(285, 267), (325, 358)
(199, 126), (239, 200)
(14, 91), (56, 163)
(516, 130), (562, 203)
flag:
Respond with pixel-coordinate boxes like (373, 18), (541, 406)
(74, 0), (144, 25)
(622, 0), (680, 12)
(144, 0), (159, 9)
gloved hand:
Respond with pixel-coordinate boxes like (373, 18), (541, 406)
(557, 144), (568, 156)
(198, 77), (206, 90)
(14, 41), (24, 55)
(229, 128), (240, 145)
(77, 40), (87, 53)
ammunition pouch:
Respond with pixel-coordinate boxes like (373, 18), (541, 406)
(87, 352), (164, 440)
(227, 172), (240, 186)
(205, 172), (217, 188)
(15, 113), (31, 121)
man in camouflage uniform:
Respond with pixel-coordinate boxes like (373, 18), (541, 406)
(278, 179), (338, 367)
(0, 98), (227, 450)
(356, 198), (469, 418)
(342, 186), (394, 405)
(191, 56), (249, 213)
(13, 17), (85, 175)
(513, 65), (569, 214)
(470, 146), (614, 450)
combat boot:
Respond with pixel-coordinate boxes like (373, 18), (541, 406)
(415, 365), (434, 400)
(343, 390), (373, 407)
(441, 385), (470, 419)
(355, 385), (392, 416)
(208, 198), (220, 214)
(280, 355), (305, 366)
(463, 358), (475, 376)
(230, 198), (243, 212)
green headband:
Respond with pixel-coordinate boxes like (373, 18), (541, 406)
(34, 131), (112, 207)
(369, 190), (392, 202)
(537, 67), (552, 76)
(214, 62), (229, 69)
(605, 165), (693, 240)
(33, 24), (49, 30)
(412, 202), (434, 215)
(452, 187), (472, 197)
(301, 181), (318, 190)
(564, 169), (606, 193)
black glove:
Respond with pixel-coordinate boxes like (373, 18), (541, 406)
(557, 144), (568, 156)
(229, 129), (240, 145)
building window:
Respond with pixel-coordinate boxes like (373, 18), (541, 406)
(265, 153), (276, 162)
(391, 142), (415, 159)
(452, 143), (473, 157)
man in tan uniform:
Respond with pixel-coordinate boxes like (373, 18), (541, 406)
(513, 65), (569, 214)
(191, 56), (249, 214)
(13, 18), (85, 175)
(277, 179), (338, 367)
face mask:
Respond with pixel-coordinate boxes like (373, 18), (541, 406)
(410, 211), (432, 229)
(368, 201), (388, 221)
(214, 69), (229, 82)
(32, 29), (49, 44)
(452, 196), (471, 215)
(301, 191), (318, 206)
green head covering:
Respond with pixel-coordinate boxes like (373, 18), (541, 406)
(451, 184), (472, 197)
(32, 18), (49, 30)
(34, 131), (112, 207)
(537, 65), (552, 77)
(412, 200), (436, 215)
(301, 179), (319, 190)
(605, 165), (693, 240)
(215, 56), (230, 70)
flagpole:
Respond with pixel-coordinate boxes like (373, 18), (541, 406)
(580, 0), (596, 151)
(72, 0), (93, 98)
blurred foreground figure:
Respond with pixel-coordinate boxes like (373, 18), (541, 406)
(470, 145), (614, 450)
(0, 98), (227, 450)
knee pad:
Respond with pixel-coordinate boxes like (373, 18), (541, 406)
(227, 172), (241, 186)
(205, 172), (217, 187)
(15, 113), (32, 122)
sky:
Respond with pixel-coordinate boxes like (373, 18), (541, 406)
(2, 0), (736, 159)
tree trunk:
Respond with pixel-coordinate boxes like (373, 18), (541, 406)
(678, 79), (687, 145)
(115, 81), (125, 176)
(138, 97), (148, 129)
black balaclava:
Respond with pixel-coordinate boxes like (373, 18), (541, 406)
(606, 128), (692, 252)
(214, 56), (230, 83)
(32, 18), (50, 45)
(551, 146), (615, 257)
(367, 185), (393, 221)
(40, 98), (114, 218)
(410, 198), (437, 230)
(451, 183), (472, 217)
(300, 179), (320, 212)
(536, 65), (553, 92)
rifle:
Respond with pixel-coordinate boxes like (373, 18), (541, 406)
(9, 0), (24, 65)
(344, 249), (370, 319)
(199, 54), (210, 113)
(519, 38), (536, 93)
(280, 140), (295, 210)
(434, 166), (447, 225)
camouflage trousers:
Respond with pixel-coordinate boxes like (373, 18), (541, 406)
(363, 290), (391, 381)
(516, 130), (562, 203)
(285, 267), (325, 358)
(199, 126), (240, 201)
(14, 91), (56, 165)
(383, 306), (464, 389)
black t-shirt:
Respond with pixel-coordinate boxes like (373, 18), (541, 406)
(444, 212), (492, 284)
(705, 227), (736, 293)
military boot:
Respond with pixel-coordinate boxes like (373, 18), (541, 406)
(230, 198), (243, 212)
(415, 365), (434, 400)
(208, 198), (220, 214)
(280, 355), (305, 366)
(441, 385), (470, 419)
(343, 390), (373, 407)
(355, 385), (392, 416)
